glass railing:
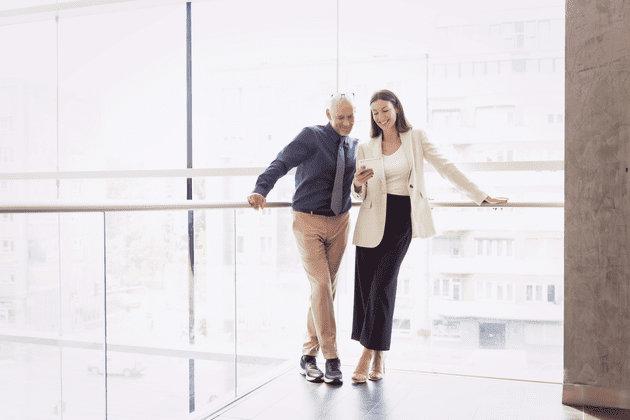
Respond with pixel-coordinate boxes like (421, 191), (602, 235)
(0, 194), (563, 420)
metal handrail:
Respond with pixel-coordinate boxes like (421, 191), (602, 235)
(0, 161), (564, 180)
(0, 200), (563, 213)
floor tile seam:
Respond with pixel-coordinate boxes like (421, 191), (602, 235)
(219, 384), (291, 417)
(361, 379), (420, 418)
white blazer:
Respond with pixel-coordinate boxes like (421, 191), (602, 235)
(352, 129), (487, 247)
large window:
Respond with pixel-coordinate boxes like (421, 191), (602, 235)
(0, 0), (565, 418)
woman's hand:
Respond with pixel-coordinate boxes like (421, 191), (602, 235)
(354, 166), (374, 191)
(484, 196), (508, 204)
(484, 196), (508, 210)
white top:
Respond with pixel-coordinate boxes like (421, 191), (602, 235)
(383, 146), (410, 196)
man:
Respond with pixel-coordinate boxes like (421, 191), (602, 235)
(247, 93), (358, 385)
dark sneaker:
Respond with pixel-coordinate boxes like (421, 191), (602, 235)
(324, 358), (343, 384)
(300, 355), (324, 382)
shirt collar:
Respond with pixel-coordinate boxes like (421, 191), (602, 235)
(325, 122), (346, 145)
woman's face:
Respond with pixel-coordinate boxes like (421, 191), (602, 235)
(371, 100), (397, 132)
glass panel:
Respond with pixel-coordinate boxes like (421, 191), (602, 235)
(64, 348), (106, 419)
(0, 0), (52, 9)
(192, 0), (337, 171)
(234, 207), (313, 394)
(194, 209), (237, 411)
(0, 344), (61, 419)
(58, 4), (186, 171)
(0, 20), (57, 173)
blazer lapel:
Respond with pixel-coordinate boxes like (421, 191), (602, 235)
(371, 134), (383, 159)
(400, 130), (415, 179)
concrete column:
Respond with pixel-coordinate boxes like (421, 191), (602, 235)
(563, 0), (630, 409)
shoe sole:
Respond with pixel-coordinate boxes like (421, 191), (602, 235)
(300, 367), (323, 382)
(323, 376), (343, 385)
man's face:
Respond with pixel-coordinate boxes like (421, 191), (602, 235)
(327, 99), (355, 136)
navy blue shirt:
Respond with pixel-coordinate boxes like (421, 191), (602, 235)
(253, 123), (358, 214)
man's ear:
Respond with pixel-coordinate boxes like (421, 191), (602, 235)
(325, 109), (332, 121)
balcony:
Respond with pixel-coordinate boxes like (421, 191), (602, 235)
(431, 299), (563, 322)
(0, 196), (565, 419)
(430, 255), (562, 276)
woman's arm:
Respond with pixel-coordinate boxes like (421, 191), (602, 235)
(418, 130), (488, 205)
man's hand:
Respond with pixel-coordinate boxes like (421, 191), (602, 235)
(247, 193), (266, 210)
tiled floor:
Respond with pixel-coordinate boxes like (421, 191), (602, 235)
(211, 365), (630, 420)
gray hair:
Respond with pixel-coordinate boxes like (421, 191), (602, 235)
(327, 95), (356, 115)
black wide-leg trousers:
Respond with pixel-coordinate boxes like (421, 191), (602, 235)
(351, 194), (413, 351)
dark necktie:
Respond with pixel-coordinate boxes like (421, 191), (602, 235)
(331, 137), (346, 215)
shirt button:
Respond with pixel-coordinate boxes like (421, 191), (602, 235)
(410, 184), (414, 188)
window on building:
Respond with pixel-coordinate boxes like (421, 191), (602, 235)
(260, 236), (272, 253)
(433, 278), (461, 300)
(433, 64), (446, 79)
(432, 236), (461, 257)
(1, 239), (14, 253)
(461, 62), (473, 78)
(554, 57), (565, 72)
(540, 58), (554, 72)
(500, 61), (512, 74)
(433, 320), (461, 341)
(435, 27), (448, 38)
(237, 236), (244, 253)
(432, 109), (461, 129)
(526, 284), (559, 303)
(0, 273), (15, 283)
(446, 63), (459, 78)
(402, 279), (410, 295)
(473, 62), (486, 76)
(0, 118), (13, 134)
(525, 34), (538, 50)
(486, 61), (499, 75)
(476, 106), (515, 128)
(0, 148), (13, 163)
(476, 238), (515, 257)
(526, 59), (539, 72)
(392, 318), (411, 334)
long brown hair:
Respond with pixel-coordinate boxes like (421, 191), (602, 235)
(369, 89), (413, 138)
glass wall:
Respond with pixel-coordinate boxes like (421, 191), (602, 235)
(0, 0), (565, 418)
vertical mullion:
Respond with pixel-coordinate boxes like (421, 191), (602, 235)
(104, 212), (108, 419)
(234, 208), (237, 397)
(186, 2), (195, 414)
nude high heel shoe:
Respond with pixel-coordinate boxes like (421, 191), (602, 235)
(352, 349), (373, 384)
(351, 367), (368, 384)
(368, 351), (385, 381)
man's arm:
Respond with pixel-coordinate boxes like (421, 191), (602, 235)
(249, 128), (315, 207)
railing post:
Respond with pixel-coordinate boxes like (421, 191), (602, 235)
(186, 1), (195, 414)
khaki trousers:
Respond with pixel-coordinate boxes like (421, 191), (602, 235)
(292, 210), (350, 360)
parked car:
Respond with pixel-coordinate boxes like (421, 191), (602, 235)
(88, 352), (146, 377)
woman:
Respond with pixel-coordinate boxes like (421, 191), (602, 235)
(350, 90), (507, 383)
